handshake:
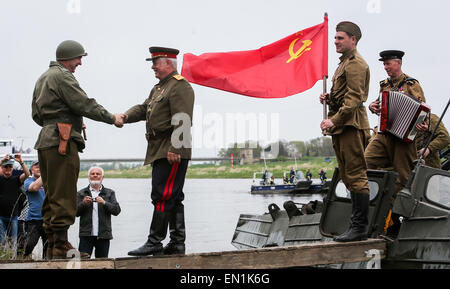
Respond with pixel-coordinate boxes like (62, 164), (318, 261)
(113, 113), (128, 128)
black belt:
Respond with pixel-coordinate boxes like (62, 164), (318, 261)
(146, 128), (173, 141)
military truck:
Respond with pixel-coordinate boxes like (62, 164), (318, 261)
(232, 163), (450, 268)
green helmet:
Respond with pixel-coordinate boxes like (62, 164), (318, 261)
(56, 40), (88, 60)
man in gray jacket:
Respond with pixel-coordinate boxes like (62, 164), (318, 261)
(76, 166), (121, 258)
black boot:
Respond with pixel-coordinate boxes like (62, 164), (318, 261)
(163, 204), (186, 255)
(334, 192), (369, 242)
(128, 210), (169, 256)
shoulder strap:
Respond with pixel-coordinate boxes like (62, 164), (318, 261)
(397, 77), (418, 90)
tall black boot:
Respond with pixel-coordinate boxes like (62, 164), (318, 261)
(128, 210), (169, 256)
(163, 204), (186, 255)
(334, 192), (369, 242)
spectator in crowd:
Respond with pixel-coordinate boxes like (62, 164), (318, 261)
(76, 166), (121, 258)
(23, 161), (47, 259)
(0, 154), (30, 250)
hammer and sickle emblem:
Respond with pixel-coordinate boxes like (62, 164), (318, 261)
(286, 39), (312, 63)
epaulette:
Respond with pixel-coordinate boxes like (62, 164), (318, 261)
(379, 79), (389, 86)
(405, 78), (418, 85)
(173, 74), (185, 81)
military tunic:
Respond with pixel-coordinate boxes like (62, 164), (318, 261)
(125, 71), (195, 165)
(126, 71), (194, 213)
(326, 49), (370, 194)
(416, 113), (449, 168)
(365, 73), (425, 198)
(32, 61), (115, 233)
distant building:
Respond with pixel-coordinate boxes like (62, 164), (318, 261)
(240, 148), (254, 165)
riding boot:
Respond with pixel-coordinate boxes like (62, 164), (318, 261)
(52, 231), (90, 259)
(334, 192), (369, 242)
(128, 210), (169, 256)
(340, 192), (357, 236)
(163, 204), (186, 255)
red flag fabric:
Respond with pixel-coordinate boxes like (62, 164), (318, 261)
(181, 17), (328, 98)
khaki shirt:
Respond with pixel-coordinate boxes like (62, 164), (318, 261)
(416, 113), (449, 168)
(378, 73), (426, 102)
(125, 72), (195, 165)
(327, 49), (370, 135)
(32, 61), (115, 152)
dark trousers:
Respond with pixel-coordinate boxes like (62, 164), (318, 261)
(38, 141), (80, 234)
(79, 236), (110, 258)
(24, 220), (48, 258)
(17, 220), (27, 255)
(147, 159), (188, 245)
(151, 158), (188, 213)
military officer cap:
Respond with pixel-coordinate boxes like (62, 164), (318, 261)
(379, 50), (405, 61)
(146, 46), (180, 61)
(336, 21), (362, 41)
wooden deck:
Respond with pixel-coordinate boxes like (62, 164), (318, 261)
(0, 239), (386, 269)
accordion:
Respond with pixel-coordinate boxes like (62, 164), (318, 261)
(379, 90), (430, 143)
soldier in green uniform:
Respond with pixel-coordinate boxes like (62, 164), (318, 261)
(365, 50), (425, 237)
(320, 22), (371, 242)
(32, 40), (125, 259)
(416, 113), (449, 169)
(124, 47), (195, 256)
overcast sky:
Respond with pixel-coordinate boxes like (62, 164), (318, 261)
(1, 0), (449, 159)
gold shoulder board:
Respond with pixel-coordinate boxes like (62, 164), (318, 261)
(379, 79), (388, 86)
(173, 74), (185, 81)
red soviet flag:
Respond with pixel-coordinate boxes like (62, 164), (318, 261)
(181, 16), (328, 98)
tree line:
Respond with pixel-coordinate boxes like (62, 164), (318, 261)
(218, 137), (335, 159)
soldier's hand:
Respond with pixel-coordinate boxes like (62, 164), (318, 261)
(167, 151), (181, 164)
(320, 93), (329, 104)
(320, 119), (334, 131)
(113, 113), (125, 128)
(369, 100), (381, 115)
(418, 148), (430, 158)
(416, 122), (428, 132)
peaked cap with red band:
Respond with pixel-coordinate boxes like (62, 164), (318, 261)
(146, 46), (180, 61)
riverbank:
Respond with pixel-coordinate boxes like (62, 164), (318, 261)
(79, 157), (337, 179)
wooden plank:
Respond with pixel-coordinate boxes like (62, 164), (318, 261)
(114, 239), (386, 269)
(0, 258), (115, 269)
(0, 239), (386, 269)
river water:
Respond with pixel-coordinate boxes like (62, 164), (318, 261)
(64, 178), (325, 258)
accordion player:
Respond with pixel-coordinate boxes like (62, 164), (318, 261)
(379, 90), (430, 143)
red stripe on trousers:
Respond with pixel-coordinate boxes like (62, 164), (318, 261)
(158, 162), (179, 212)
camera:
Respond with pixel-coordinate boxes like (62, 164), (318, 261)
(9, 155), (15, 160)
(92, 197), (97, 202)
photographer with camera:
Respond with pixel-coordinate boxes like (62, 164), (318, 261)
(76, 166), (121, 258)
(0, 154), (30, 249)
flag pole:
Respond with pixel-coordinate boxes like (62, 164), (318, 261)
(322, 12), (328, 136)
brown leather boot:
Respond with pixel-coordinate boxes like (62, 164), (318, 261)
(45, 233), (53, 260)
(52, 231), (90, 259)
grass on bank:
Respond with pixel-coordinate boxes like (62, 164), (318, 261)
(79, 157), (338, 179)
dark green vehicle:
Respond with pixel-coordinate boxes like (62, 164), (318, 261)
(232, 163), (450, 268)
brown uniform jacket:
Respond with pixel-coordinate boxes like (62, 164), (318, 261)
(416, 113), (449, 168)
(125, 72), (195, 165)
(32, 61), (115, 152)
(327, 49), (370, 135)
(378, 73), (426, 102)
